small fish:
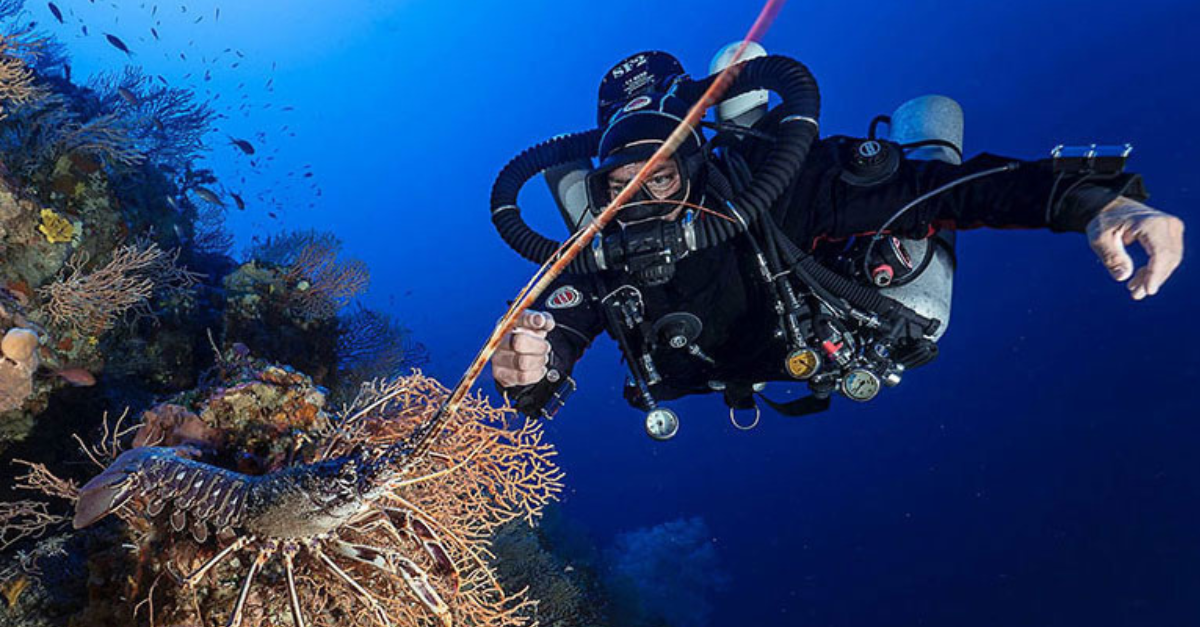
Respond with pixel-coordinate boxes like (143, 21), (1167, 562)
(152, 117), (165, 132)
(117, 87), (138, 106)
(150, 27), (158, 40)
(152, 5), (157, 16)
(157, 75), (167, 84)
(214, 8), (219, 20)
(193, 186), (224, 207)
(105, 33), (131, 55)
(48, 2), (63, 23)
(229, 137), (254, 155)
(56, 368), (96, 387)
(231, 192), (245, 210)
(179, 52), (186, 61)
(303, 171), (313, 178)
(193, 15), (202, 23)
(165, 196), (179, 211)
(63, 64), (71, 81)
(268, 212), (277, 219)
(81, 25), (88, 35)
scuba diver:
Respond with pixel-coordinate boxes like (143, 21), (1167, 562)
(487, 46), (1186, 440)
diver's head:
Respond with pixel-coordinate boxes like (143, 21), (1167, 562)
(586, 90), (707, 225)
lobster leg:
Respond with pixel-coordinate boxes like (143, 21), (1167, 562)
(331, 538), (451, 626)
(311, 543), (393, 627)
(227, 543), (274, 627)
(281, 541), (306, 627)
(394, 556), (451, 626)
(377, 507), (459, 592)
(174, 535), (252, 587)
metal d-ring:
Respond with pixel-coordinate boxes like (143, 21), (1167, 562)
(729, 405), (761, 431)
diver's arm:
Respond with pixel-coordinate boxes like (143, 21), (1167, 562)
(811, 152), (1149, 237)
(492, 279), (603, 417)
(803, 149), (1184, 298)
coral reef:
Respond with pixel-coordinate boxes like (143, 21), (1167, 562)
(0, 356), (563, 627)
(602, 517), (729, 627)
(249, 229), (370, 321)
(489, 513), (608, 627)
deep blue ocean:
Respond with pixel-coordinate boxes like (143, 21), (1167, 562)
(44, 0), (1198, 625)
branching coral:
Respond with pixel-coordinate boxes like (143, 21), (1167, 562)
(0, 29), (44, 122)
(39, 241), (201, 336)
(13, 368), (563, 627)
(88, 66), (217, 171)
(334, 305), (429, 402)
(0, 91), (144, 178)
(0, 500), (65, 551)
(251, 230), (370, 320)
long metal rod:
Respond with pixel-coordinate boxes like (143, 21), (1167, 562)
(402, 0), (788, 460)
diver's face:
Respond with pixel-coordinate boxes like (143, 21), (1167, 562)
(607, 159), (685, 221)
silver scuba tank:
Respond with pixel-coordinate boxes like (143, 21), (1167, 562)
(879, 95), (963, 341)
(544, 158), (593, 231)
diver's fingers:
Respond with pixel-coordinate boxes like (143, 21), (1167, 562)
(518, 310), (556, 333)
(493, 365), (547, 387)
(492, 350), (548, 372)
(502, 329), (551, 355)
(1127, 267), (1150, 300)
(1132, 215), (1185, 298)
(1089, 224), (1135, 282)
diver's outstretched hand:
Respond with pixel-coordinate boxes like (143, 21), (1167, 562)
(1087, 197), (1185, 300)
(492, 311), (555, 387)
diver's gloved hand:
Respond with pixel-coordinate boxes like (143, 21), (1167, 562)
(1087, 197), (1185, 300)
(492, 311), (555, 387)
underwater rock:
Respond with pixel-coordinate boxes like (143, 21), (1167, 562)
(0, 328), (38, 413)
(0, 329), (37, 365)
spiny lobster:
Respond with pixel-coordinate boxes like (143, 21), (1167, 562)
(73, 401), (471, 627)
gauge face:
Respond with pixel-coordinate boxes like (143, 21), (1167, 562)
(841, 369), (881, 402)
(786, 348), (820, 380)
(645, 408), (680, 441)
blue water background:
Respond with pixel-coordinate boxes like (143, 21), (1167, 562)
(51, 0), (1198, 624)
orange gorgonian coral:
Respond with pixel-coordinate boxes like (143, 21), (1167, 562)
(39, 241), (202, 336)
(20, 372), (563, 627)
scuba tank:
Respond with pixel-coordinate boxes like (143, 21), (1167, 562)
(876, 95), (963, 341)
(543, 159), (593, 231)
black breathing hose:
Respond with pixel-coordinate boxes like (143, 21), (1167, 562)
(488, 55), (822, 271)
(693, 55), (822, 249)
(490, 129), (602, 270)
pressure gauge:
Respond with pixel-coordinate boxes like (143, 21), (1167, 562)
(644, 407), (680, 441)
(785, 348), (820, 380)
(841, 369), (881, 402)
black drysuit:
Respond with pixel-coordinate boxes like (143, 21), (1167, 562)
(497, 135), (1147, 417)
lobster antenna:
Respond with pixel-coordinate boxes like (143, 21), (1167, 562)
(392, 0), (788, 464)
